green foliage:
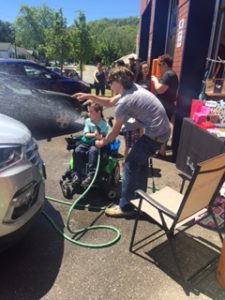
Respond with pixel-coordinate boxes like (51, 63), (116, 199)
(14, 5), (55, 50)
(0, 21), (13, 42)
(72, 11), (93, 78)
(88, 17), (138, 64)
(0, 6), (138, 66)
(44, 9), (70, 68)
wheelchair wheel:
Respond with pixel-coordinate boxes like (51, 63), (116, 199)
(106, 188), (118, 200)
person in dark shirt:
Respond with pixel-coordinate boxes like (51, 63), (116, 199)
(93, 63), (106, 96)
(151, 54), (179, 156)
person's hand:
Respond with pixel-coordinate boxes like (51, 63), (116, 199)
(151, 75), (158, 83)
(95, 139), (104, 148)
(71, 92), (90, 101)
(95, 131), (103, 140)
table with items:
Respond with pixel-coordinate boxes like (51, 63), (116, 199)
(176, 100), (225, 231)
(176, 99), (225, 195)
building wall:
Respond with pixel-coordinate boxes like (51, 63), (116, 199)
(140, 0), (150, 14)
(147, 0), (156, 62)
(173, 0), (189, 78)
(0, 45), (15, 59)
(138, 0), (217, 159)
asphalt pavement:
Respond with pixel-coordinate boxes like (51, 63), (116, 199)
(0, 106), (225, 300)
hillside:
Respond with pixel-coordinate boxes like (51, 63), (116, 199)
(88, 17), (139, 62)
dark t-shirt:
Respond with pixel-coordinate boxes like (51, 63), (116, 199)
(157, 70), (178, 119)
(95, 71), (106, 86)
(158, 70), (178, 105)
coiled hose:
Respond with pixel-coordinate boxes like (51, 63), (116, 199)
(43, 151), (121, 248)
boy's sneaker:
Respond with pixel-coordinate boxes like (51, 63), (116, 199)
(81, 176), (93, 188)
(105, 205), (135, 218)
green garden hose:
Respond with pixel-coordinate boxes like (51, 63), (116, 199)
(43, 151), (121, 248)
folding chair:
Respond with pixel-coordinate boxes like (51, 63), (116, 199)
(129, 153), (225, 295)
(149, 157), (156, 193)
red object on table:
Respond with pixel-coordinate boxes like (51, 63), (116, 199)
(196, 121), (215, 130)
(190, 99), (203, 119)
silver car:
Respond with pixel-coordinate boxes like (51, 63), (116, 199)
(0, 113), (45, 251)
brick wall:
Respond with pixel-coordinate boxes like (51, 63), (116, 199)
(140, 0), (150, 14)
(173, 0), (189, 78)
(147, 0), (156, 62)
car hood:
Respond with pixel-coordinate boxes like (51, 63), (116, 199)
(0, 113), (31, 144)
(35, 88), (73, 98)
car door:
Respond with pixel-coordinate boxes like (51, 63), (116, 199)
(23, 62), (67, 93)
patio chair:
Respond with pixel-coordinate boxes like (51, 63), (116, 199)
(129, 153), (225, 295)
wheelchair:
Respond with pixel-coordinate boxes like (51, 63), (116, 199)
(60, 135), (121, 200)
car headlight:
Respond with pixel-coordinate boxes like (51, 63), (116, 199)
(0, 145), (22, 170)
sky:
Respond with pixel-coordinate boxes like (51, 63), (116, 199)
(0, 0), (140, 25)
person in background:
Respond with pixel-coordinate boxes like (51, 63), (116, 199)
(73, 67), (170, 218)
(128, 57), (136, 75)
(134, 57), (143, 82)
(115, 60), (126, 67)
(93, 63), (106, 96)
(72, 102), (109, 188)
(151, 54), (179, 157)
(136, 61), (151, 90)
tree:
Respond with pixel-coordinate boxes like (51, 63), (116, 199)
(44, 9), (70, 69)
(88, 17), (138, 64)
(96, 40), (121, 66)
(0, 21), (13, 42)
(73, 11), (93, 79)
(14, 5), (55, 57)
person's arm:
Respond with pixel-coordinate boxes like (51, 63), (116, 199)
(85, 131), (102, 140)
(151, 75), (168, 94)
(71, 93), (120, 108)
(95, 118), (123, 148)
(93, 70), (99, 83)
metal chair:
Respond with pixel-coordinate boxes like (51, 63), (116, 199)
(129, 153), (225, 295)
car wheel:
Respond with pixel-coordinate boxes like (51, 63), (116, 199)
(55, 111), (71, 129)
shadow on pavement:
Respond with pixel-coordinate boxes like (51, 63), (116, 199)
(0, 201), (64, 300)
(131, 229), (225, 299)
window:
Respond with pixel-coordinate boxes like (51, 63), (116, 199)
(165, 0), (179, 57)
(24, 64), (53, 78)
(0, 63), (26, 76)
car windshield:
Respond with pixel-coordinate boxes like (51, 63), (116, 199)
(0, 75), (32, 95)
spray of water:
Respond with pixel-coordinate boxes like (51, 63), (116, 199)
(0, 75), (85, 139)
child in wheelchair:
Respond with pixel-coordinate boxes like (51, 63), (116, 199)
(72, 102), (109, 189)
(60, 103), (121, 199)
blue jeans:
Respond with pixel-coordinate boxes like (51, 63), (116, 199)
(73, 143), (99, 178)
(119, 135), (161, 210)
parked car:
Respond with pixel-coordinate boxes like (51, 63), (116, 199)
(0, 73), (85, 139)
(62, 67), (80, 79)
(0, 59), (90, 95)
(47, 66), (62, 75)
(0, 113), (45, 252)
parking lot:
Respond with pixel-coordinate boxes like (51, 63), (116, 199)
(0, 107), (225, 300)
